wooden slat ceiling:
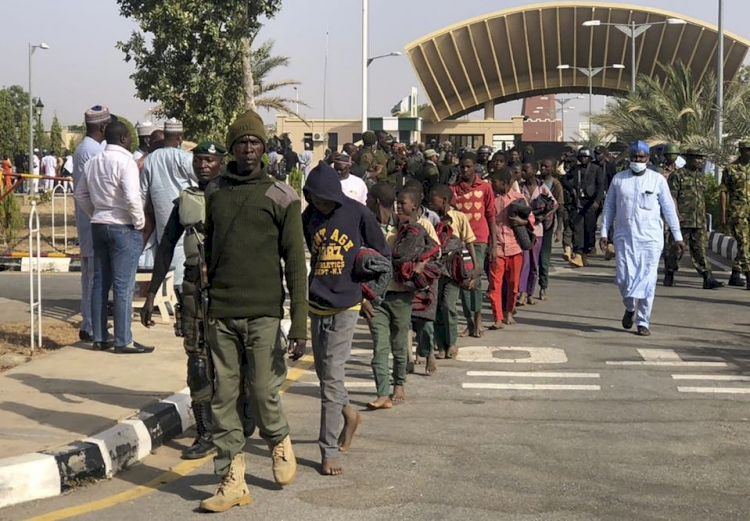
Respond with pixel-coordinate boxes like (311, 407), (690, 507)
(404, 1), (750, 122)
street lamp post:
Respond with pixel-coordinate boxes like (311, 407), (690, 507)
(361, 0), (402, 133)
(361, 0), (368, 133)
(558, 65), (624, 137)
(582, 18), (685, 92)
(28, 42), (49, 174)
(552, 96), (584, 142)
(717, 0), (724, 164)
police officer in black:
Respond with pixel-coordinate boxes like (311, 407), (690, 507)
(562, 147), (605, 267)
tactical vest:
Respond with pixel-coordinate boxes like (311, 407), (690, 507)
(178, 187), (206, 267)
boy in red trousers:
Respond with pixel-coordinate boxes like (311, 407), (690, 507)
(488, 168), (533, 328)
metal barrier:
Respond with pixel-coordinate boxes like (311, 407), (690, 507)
(51, 181), (70, 253)
(28, 201), (42, 352)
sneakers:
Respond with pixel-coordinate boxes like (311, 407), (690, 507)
(200, 453), (251, 513)
(269, 435), (297, 486)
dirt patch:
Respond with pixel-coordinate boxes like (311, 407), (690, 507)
(0, 320), (80, 371)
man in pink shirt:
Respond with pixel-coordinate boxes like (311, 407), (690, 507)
(451, 151), (497, 337)
(488, 168), (533, 328)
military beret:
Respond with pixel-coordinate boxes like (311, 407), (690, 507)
(192, 141), (227, 156)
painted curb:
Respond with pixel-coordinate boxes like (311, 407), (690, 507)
(0, 388), (193, 509)
(708, 230), (737, 262)
(0, 319), (291, 509)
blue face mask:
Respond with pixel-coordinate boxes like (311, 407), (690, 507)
(630, 161), (647, 173)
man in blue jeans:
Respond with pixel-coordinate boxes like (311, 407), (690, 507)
(75, 121), (153, 354)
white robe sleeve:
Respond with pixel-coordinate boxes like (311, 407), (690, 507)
(600, 179), (617, 240)
(657, 175), (683, 242)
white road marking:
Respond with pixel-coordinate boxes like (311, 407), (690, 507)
(463, 383), (600, 391)
(606, 348), (728, 367)
(677, 387), (750, 394)
(672, 375), (750, 381)
(460, 346), (568, 364)
(298, 380), (375, 388)
(466, 371), (599, 378)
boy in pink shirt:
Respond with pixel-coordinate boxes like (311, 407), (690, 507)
(488, 168), (534, 328)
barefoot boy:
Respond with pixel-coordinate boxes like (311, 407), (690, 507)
(488, 168), (532, 328)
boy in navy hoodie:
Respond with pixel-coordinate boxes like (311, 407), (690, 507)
(302, 161), (389, 477)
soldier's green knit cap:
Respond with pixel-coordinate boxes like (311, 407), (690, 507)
(192, 141), (227, 156)
(226, 109), (267, 150)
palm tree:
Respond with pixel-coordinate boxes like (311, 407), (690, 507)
(251, 39), (308, 119)
(592, 62), (750, 163)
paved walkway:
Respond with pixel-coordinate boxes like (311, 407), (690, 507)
(0, 273), (186, 459)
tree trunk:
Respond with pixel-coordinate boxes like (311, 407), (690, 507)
(241, 36), (256, 111)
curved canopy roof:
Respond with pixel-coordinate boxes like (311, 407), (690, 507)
(405, 2), (750, 122)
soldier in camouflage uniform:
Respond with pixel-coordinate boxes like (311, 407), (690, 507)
(374, 130), (400, 185)
(721, 141), (750, 288)
(356, 130), (377, 173)
(141, 141), (256, 460)
(664, 148), (723, 289)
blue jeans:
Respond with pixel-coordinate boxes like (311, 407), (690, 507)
(92, 223), (141, 346)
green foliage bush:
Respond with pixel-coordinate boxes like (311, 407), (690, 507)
(0, 193), (23, 249)
(287, 167), (303, 197)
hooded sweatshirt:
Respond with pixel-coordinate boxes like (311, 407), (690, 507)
(302, 161), (389, 313)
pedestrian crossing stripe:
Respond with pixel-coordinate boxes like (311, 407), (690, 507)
(463, 370), (601, 391)
(606, 348), (728, 367)
(672, 374), (750, 394)
(463, 383), (601, 391)
(466, 371), (599, 378)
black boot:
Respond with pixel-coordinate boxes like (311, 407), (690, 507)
(663, 271), (675, 287)
(728, 270), (745, 287)
(703, 272), (725, 290)
(182, 401), (216, 460)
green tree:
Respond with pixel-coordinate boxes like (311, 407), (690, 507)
(0, 91), (15, 157)
(117, 116), (138, 152)
(0, 86), (31, 156)
(49, 114), (63, 154)
(593, 62), (750, 164)
(116, 0), (290, 140)
(33, 117), (48, 152)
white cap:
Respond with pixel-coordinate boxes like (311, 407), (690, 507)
(136, 120), (155, 137)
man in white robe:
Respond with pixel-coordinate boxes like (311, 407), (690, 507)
(600, 141), (685, 336)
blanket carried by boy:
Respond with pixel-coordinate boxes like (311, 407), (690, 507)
(391, 221), (441, 320)
(354, 248), (392, 306)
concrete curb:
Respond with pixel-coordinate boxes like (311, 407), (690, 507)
(0, 319), (290, 509)
(0, 388), (193, 509)
(708, 230), (737, 262)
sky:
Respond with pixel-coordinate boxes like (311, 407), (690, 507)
(3, 0), (749, 134)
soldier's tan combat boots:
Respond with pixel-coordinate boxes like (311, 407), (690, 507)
(568, 253), (585, 268)
(270, 435), (297, 486)
(200, 453), (251, 513)
(563, 246), (572, 261)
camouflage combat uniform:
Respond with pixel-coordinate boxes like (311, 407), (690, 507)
(720, 161), (750, 273)
(665, 167), (710, 275)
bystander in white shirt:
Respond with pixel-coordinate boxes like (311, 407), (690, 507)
(75, 144), (145, 230)
(340, 174), (368, 205)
